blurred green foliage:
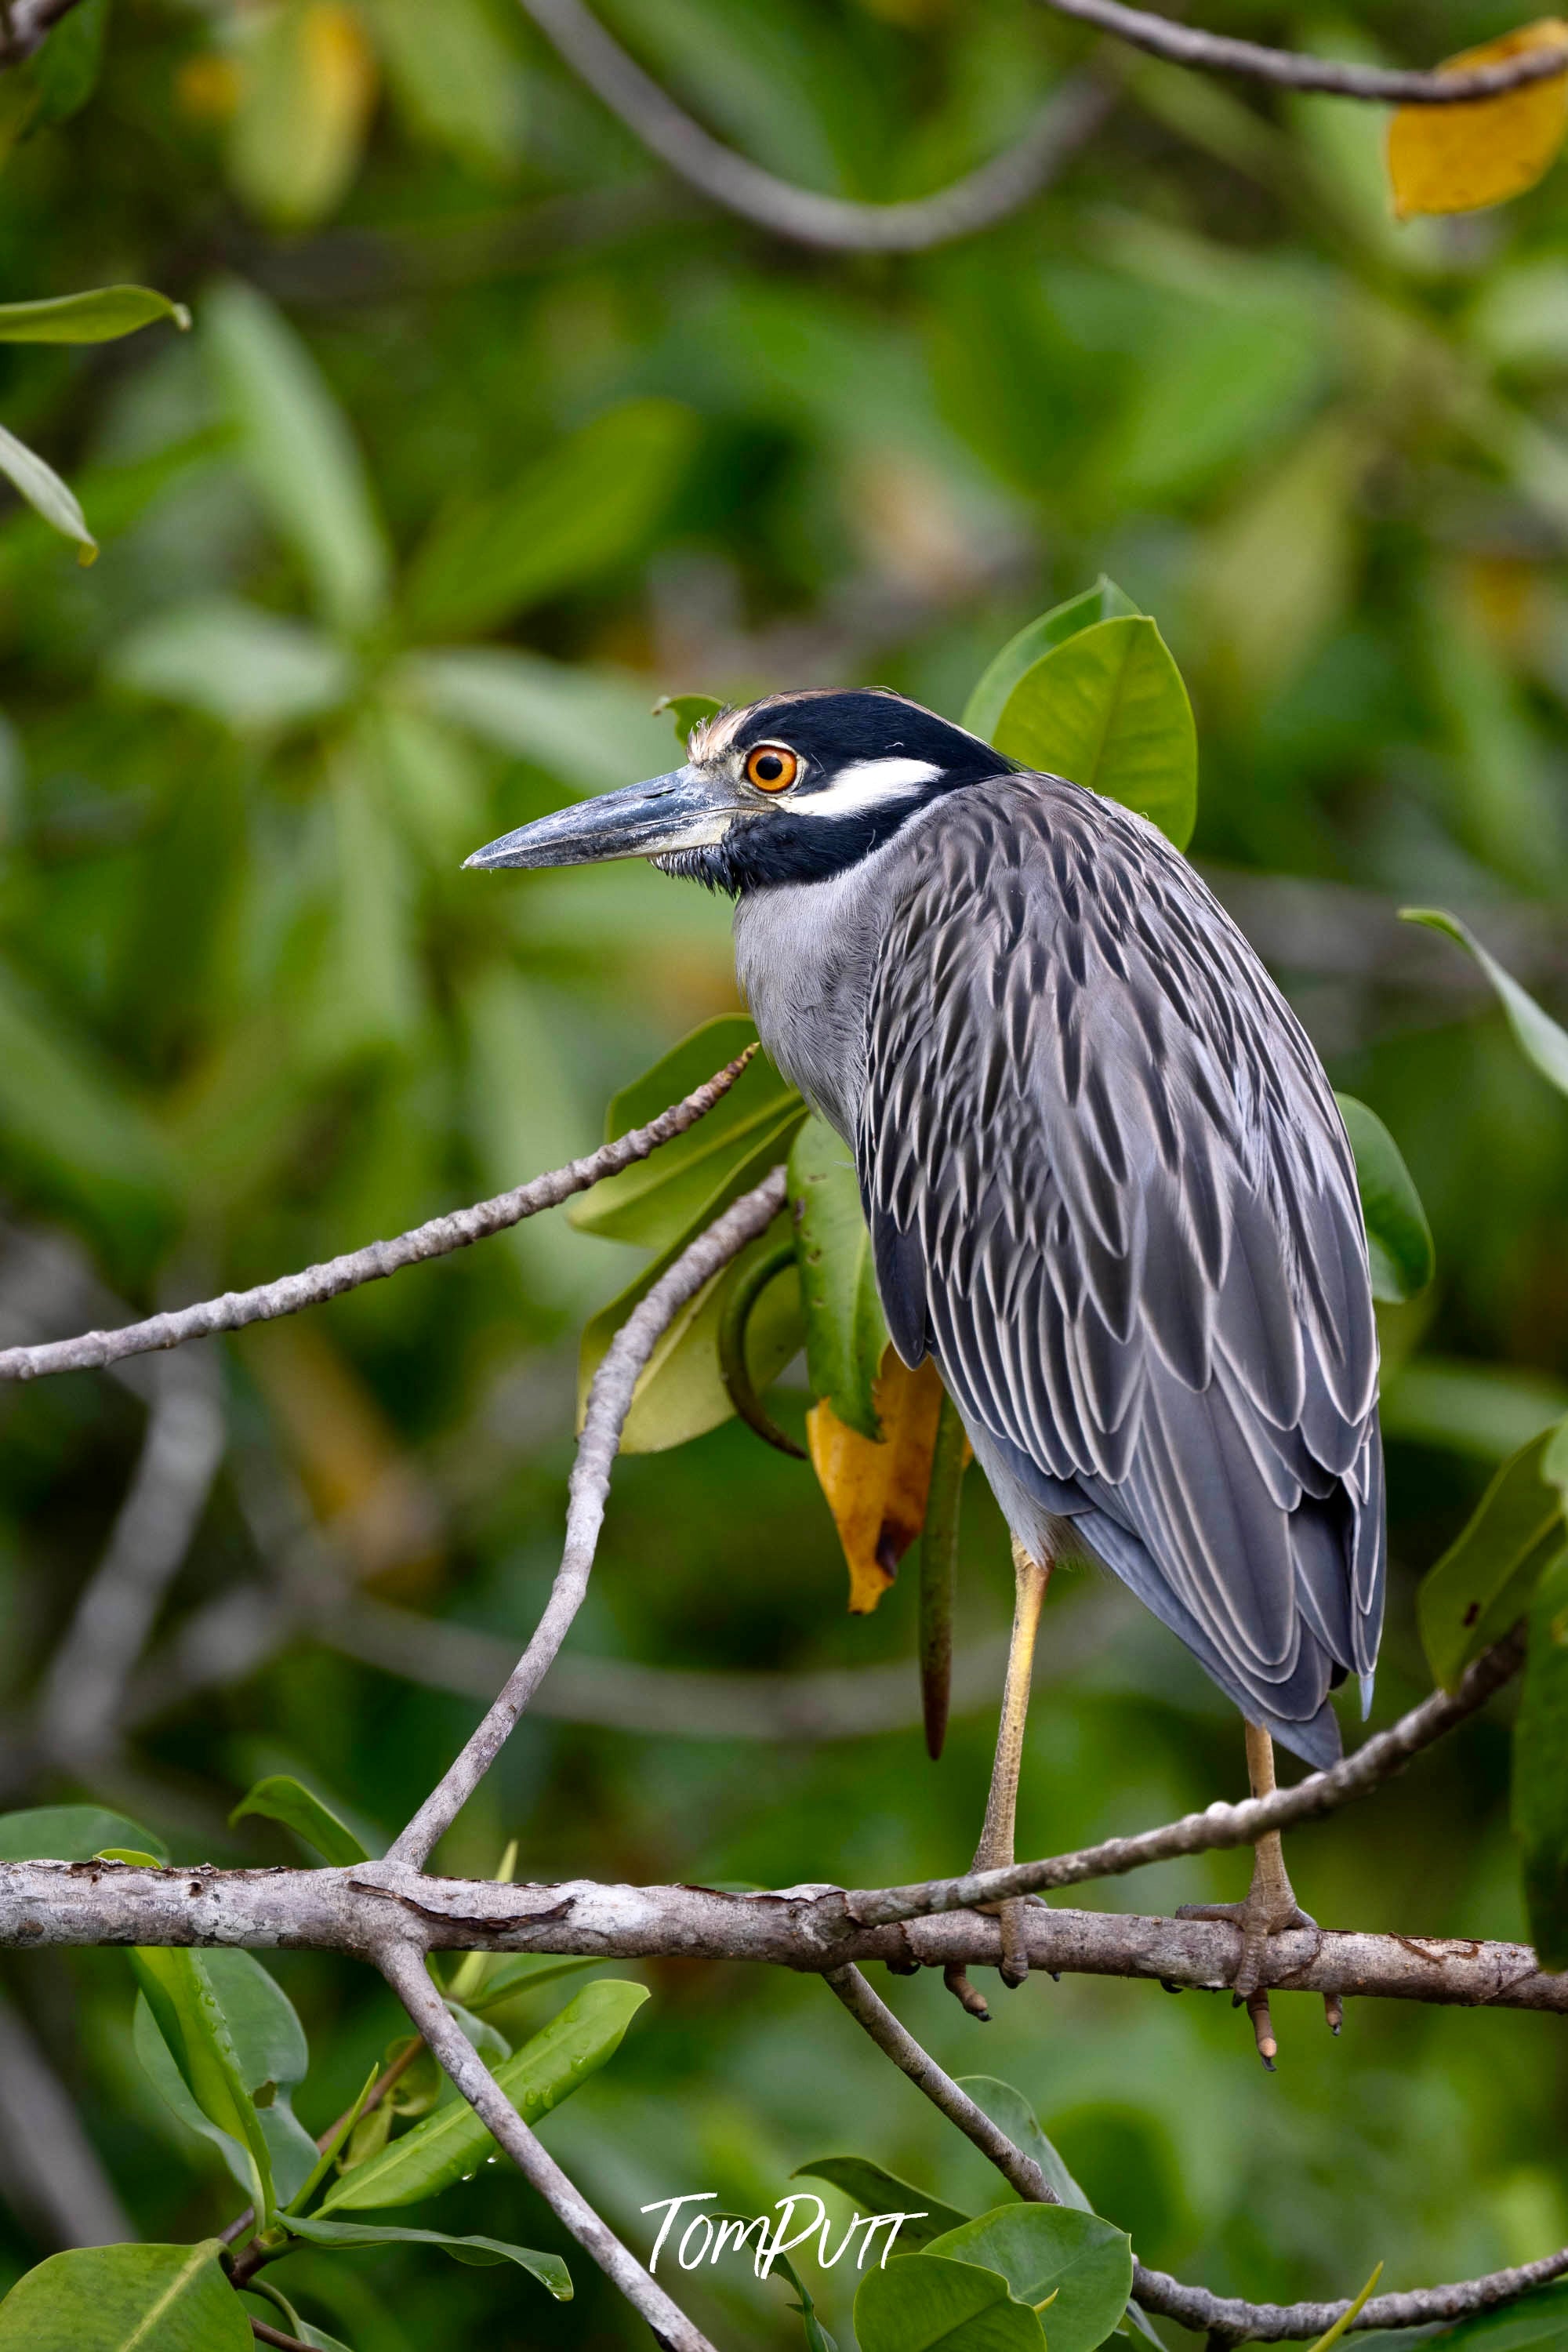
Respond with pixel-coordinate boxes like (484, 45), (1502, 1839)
(3, 0), (1568, 2345)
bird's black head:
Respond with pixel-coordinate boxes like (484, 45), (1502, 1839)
(464, 688), (1010, 895)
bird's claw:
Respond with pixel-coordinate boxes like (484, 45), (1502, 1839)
(943, 1962), (992, 2020)
(1176, 1893), (1335, 2067)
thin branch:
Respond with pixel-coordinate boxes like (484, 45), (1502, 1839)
(822, 1951), (1568, 2346)
(850, 1631), (1525, 1926)
(519, 0), (1112, 249)
(36, 1344), (225, 1767)
(1034, 0), (1568, 102)
(0, 0), (82, 65)
(822, 1965), (1056, 2201)
(387, 1165), (789, 1869)
(6, 1861), (1564, 2015)
(378, 1939), (719, 2352)
(0, 1986), (132, 2248)
(249, 2324), (314, 2352)
(0, 1050), (756, 1385)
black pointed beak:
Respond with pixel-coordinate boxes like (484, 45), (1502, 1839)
(464, 766), (737, 872)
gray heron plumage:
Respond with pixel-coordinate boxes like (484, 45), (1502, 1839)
(469, 684), (1387, 2054)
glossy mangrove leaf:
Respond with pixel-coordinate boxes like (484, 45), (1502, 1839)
(789, 1111), (887, 1441)
(285, 2216), (571, 2299)
(792, 2157), (968, 2249)
(962, 577), (1142, 742)
(807, 1352), (947, 1613)
(0, 423), (95, 561)
(0, 1806), (165, 1862)
(654, 691), (724, 746)
(579, 1206), (803, 1453)
(131, 1941), (317, 2214)
(855, 2253), (1045, 2350)
(1418, 1424), (1566, 1688)
(569, 1015), (794, 1247)
(927, 2208), (1134, 2352)
(319, 1979), (648, 2212)
(1387, 23), (1568, 220)
(230, 1774), (371, 1865)
(1402, 909), (1568, 1098)
(1334, 1094), (1435, 1303)
(990, 615), (1197, 851)
(0, 2240), (250, 2350)
(0, 287), (190, 343)
(459, 1952), (604, 2013)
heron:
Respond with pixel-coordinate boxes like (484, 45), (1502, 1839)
(466, 688), (1385, 2063)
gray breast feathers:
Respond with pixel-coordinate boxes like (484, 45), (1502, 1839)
(855, 772), (1385, 1765)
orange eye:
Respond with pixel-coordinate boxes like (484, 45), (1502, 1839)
(745, 744), (799, 793)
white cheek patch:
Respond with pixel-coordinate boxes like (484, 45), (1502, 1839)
(802, 756), (943, 816)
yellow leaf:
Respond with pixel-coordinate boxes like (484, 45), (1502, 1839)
(807, 1352), (946, 1614)
(230, 2), (379, 230)
(1388, 20), (1568, 220)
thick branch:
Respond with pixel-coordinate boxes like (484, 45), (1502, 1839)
(852, 1631), (1525, 1926)
(1035, 0), (1568, 101)
(0, 1051), (755, 1384)
(387, 1165), (789, 1868)
(520, 0), (1110, 248)
(378, 1940), (718, 2352)
(4, 1861), (1563, 2015)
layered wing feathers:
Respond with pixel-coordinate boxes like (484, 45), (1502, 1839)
(860, 775), (1385, 1756)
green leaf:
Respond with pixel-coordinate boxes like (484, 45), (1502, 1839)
(990, 615), (1197, 851)
(927, 2209), (1134, 2352)
(583, 1208), (803, 1454)
(24, 0), (109, 126)
(855, 2254), (1046, 2350)
(110, 598), (353, 731)
(284, 2216), (571, 2300)
(569, 1015), (789, 1246)
(1401, 910), (1568, 1099)
(130, 1946), (298, 2218)
(404, 399), (697, 641)
(655, 691), (724, 747)
(792, 2157), (968, 2249)
(0, 2241), (250, 2350)
(789, 1112), (887, 1441)
(319, 1979), (648, 2212)
(0, 422), (95, 560)
(1513, 1547), (1568, 1969)
(459, 1952), (603, 2013)
(0, 287), (190, 343)
(203, 278), (391, 635)
(1418, 1425), (1566, 1690)
(230, 1775), (371, 1865)
(1334, 1094), (1434, 1304)
(133, 1949), (318, 2208)
(368, 0), (523, 174)
(0, 1806), (166, 1862)
(956, 2078), (1094, 2214)
(962, 578), (1143, 742)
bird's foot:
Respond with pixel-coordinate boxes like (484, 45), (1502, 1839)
(1177, 1855), (1337, 2067)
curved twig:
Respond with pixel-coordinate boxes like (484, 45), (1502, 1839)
(0, 1051), (755, 1385)
(519, 0), (1112, 249)
(1035, 0), (1568, 102)
(386, 1167), (789, 1868)
(851, 1630), (1526, 1926)
(716, 1238), (805, 1458)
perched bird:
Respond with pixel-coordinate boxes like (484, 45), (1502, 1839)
(466, 689), (1385, 2062)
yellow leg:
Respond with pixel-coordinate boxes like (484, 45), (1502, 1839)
(1177, 1721), (1339, 2067)
(944, 1539), (1050, 2017)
